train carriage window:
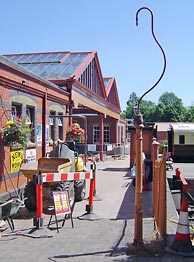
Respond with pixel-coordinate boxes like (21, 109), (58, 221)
(179, 135), (185, 144)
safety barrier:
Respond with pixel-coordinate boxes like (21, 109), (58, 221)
(33, 161), (99, 231)
(78, 161), (101, 220)
(42, 171), (93, 183)
(166, 168), (194, 257)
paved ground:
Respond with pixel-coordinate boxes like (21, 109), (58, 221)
(0, 156), (194, 261)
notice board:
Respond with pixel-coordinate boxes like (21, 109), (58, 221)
(52, 191), (71, 216)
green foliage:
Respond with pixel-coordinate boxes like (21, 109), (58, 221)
(122, 91), (189, 123)
(139, 100), (156, 122)
(156, 92), (186, 122)
(1, 118), (32, 148)
(159, 140), (168, 154)
(185, 106), (194, 121)
(122, 92), (138, 119)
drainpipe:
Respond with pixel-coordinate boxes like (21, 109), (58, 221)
(42, 89), (47, 157)
(99, 114), (104, 161)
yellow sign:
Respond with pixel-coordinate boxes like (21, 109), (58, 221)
(10, 150), (24, 173)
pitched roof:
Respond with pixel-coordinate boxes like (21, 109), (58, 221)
(4, 51), (108, 99)
(4, 51), (90, 79)
(0, 54), (58, 88)
(170, 122), (194, 132)
(154, 122), (171, 132)
(104, 77), (121, 111)
(3, 51), (121, 114)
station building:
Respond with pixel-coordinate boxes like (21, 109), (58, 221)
(0, 51), (126, 199)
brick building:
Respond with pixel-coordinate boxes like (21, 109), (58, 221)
(0, 51), (125, 199)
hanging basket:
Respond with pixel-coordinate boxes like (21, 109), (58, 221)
(1, 118), (32, 148)
(66, 123), (84, 144)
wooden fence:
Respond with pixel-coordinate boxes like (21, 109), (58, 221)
(152, 142), (167, 242)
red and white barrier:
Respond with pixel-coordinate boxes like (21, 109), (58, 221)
(34, 163), (97, 230)
(42, 171), (93, 183)
(78, 161), (101, 220)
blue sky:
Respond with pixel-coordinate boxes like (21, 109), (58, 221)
(1, 1), (194, 111)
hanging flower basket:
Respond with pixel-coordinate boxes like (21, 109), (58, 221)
(1, 118), (32, 148)
(66, 123), (84, 144)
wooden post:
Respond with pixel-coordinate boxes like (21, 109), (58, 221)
(134, 112), (144, 245)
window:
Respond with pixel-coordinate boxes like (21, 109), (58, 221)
(49, 117), (54, 126)
(104, 125), (110, 143)
(179, 135), (185, 144)
(93, 125), (100, 143)
(49, 111), (55, 144)
(93, 124), (110, 143)
(58, 114), (64, 140)
(11, 104), (22, 120)
(26, 109), (31, 124)
(11, 103), (35, 145)
(49, 111), (64, 143)
(58, 117), (63, 126)
(11, 106), (17, 120)
(26, 106), (35, 143)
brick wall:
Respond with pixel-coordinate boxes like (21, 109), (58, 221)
(0, 62), (70, 197)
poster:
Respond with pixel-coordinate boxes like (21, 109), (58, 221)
(52, 191), (71, 216)
(46, 125), (49, 146)
(36, 124), (42, 146)
(10, 150), (24, 173)
(25, 149), (36, 163)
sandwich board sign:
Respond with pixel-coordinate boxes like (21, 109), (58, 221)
(52, 191), (71, 216)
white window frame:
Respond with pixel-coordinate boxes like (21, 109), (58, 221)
(49, 117), (54, 126)
(58, 117), (63, 126)
(26, 108), (32, 124)
(11, 106), (17, 120)
(93, 125), (100, 143)
(104, 124), (110, 143)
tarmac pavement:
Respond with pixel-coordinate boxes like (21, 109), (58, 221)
(0, 156), (194, 261)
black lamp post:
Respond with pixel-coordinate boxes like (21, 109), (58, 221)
(133, 7), (167, 246)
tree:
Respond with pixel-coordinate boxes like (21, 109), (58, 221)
(185, 106), (194, 122)
(122, 92), (156, 123)
(157, 92), (186, 122)
(121, 92), (138, 119)
(121, 91), (188, 123)
(139, 100), (156, 122)
(158, 92), (178, 105)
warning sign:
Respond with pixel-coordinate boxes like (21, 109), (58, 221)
(52, 191), (71, 216)
(10, 150), (24, 173)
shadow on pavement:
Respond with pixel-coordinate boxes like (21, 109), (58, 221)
(98, 167), (130, 172)
(116, 182), (153, 220)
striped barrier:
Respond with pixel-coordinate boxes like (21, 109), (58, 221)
(42, 171), (93, 183)
(33, 162), (98, 231)
(78, 161), (101, 220)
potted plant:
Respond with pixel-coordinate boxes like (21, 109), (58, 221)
(66, 123), (84, 143)
(1, 118), (32, 149)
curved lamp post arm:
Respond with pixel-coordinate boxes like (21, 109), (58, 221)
(133, 7), (167, 246)
(136, 7), (167, 112)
